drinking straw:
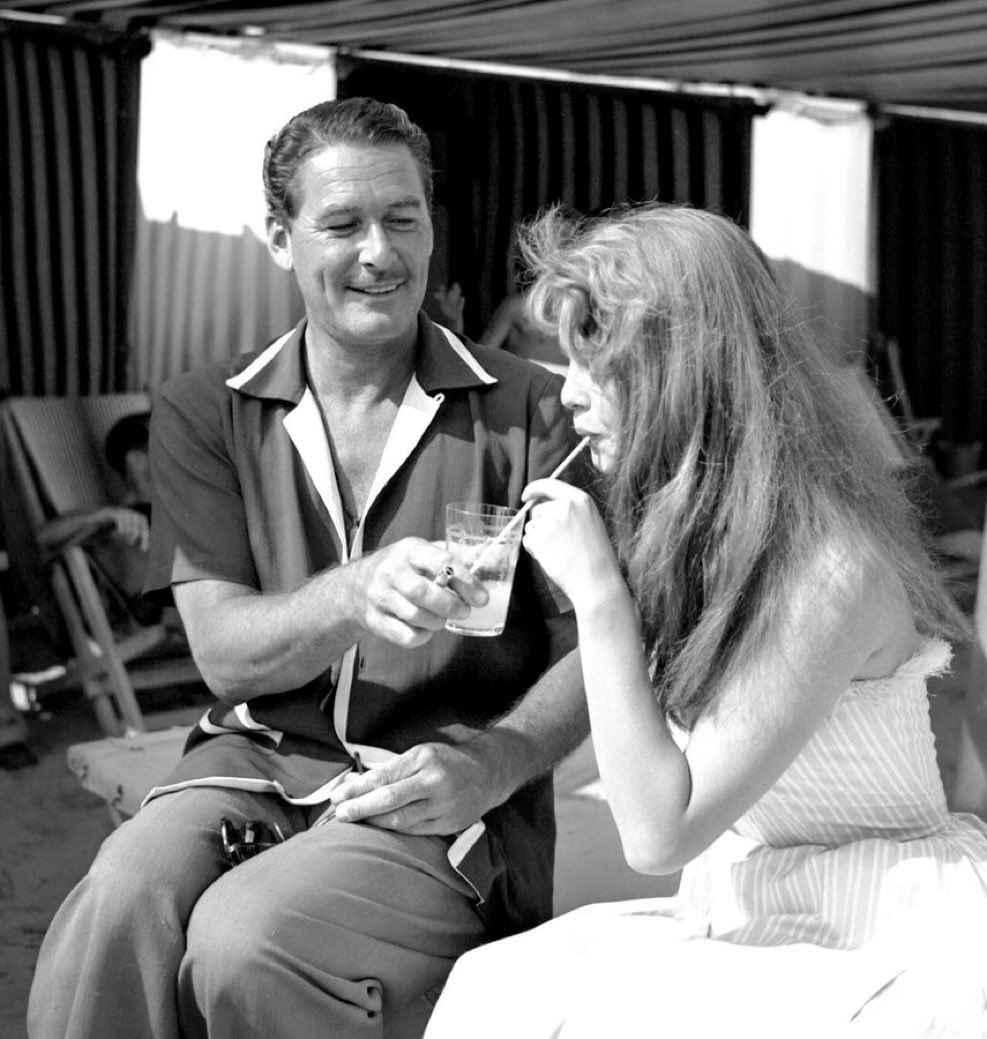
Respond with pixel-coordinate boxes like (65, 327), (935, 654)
(467, 436), (591, 575)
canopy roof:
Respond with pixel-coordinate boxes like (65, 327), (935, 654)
(4, 0), (987, 115)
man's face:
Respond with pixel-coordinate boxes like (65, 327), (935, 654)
(267, 142), (434, 353)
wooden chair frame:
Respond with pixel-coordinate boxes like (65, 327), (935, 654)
(0, 395), (200, 735)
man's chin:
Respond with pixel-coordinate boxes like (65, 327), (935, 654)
(329, 310), (420, 350)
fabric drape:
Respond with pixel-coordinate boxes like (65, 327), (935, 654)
(339, 57), (755, 333)
(750, 101), (875, 365)
(129, 31), (336, 390)
(876, 116), (987, 449)
(0, 22), (147, 396)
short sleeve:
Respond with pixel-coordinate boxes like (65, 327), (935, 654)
(144, 373), (259, 602)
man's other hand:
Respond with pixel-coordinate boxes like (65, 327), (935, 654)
(329, 741), (503, 835)
(100, 505), (150, 552)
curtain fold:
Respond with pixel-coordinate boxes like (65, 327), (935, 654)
(339, 57), (754, 334)
(129, 31), (336, 390)
(876, 116), (987, 449)
(0, 22), (146, 396)
(749, 101), (875, 364)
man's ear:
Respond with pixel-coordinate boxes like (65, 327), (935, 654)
(266, 214), (293, 271)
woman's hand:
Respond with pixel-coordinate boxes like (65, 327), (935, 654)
(521, 478), (622, 610)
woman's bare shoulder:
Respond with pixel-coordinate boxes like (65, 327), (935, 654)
(791, 534), (920, 682)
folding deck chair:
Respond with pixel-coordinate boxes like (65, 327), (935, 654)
(0, 394), (202, 737)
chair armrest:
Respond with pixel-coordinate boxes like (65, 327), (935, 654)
(947, 469), (987, 490)
(935, 529), (983, 563)
(36, 516), (115, 562)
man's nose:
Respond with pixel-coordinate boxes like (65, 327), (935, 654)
(359, 223), (395, 266)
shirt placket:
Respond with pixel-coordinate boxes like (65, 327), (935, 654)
(285, 378), (446, 767)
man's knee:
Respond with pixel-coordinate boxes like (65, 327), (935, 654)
(183, 871), (277, 981)
(183, 856), (372, 986)
(180, 834), (478, 1007)
(83, 826), (177, 917)
(81, 807), (221, 936)
(180, 869), (391, 1035)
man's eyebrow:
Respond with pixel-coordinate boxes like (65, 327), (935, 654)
(321, 196), (424, 217)
(322, 203), (356, 217)
(387, 196), (425, 210)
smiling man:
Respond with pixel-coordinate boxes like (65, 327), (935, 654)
(28, 99), (589, 1039)
(271, 143), (432, 352)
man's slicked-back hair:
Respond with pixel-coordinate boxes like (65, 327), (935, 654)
(262, 97), (434, 224)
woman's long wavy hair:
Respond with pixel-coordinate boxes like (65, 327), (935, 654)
(520, 203), (965, 729)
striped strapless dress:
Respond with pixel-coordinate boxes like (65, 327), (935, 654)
(427, 639), (987, 1038)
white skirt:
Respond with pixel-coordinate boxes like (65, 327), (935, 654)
(425, 898), (986, 1039)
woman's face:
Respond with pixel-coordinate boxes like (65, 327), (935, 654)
(560, 356), (618, 472)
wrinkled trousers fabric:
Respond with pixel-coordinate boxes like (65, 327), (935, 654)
(27, 785), (486, 1039)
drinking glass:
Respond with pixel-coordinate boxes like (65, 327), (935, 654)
(444, 502), (522, 636)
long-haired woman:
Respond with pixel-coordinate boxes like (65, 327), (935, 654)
(426, 203), (987, 1037)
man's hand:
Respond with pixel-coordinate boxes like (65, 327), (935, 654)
(330, 740), (511, 835)
(432, 282), (465, 334)
(100, 506), (150, 552)
(172, 538), (492, 702)
(348, 538), (487, 649)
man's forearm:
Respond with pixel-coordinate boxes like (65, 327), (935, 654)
(176, 535), (478, 703)
(174, 565), (365, 703)
(468, 648), (589, 806)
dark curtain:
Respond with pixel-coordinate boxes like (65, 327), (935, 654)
(339, 56), (754, 334)
(876, 116), (987, 451)
(0, 22), (148, 397)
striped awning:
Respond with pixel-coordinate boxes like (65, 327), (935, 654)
(1, 0), (987, 114)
